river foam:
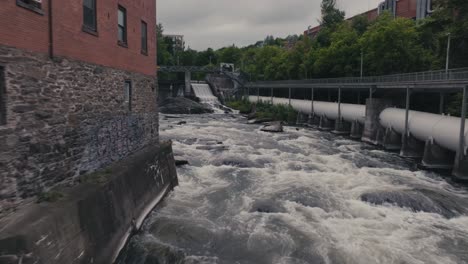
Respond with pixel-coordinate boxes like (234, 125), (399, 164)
(118, 114), (468, 264)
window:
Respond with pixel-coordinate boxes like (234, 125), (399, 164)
(118, 6), (127, 45)
(124, 80), (132, 111)
(0, 66), (6, 125)
(83, 0), (97, 33)
(141, 21), (148, 55)
(16, 0), (43, 15)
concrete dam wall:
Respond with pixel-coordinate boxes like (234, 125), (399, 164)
(0, 142), (179, 264)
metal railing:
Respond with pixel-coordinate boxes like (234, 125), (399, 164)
(158, 65), (219, 73)
(247, 68), (468, 86)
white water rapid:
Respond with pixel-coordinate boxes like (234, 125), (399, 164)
(118, 113), (468, 264)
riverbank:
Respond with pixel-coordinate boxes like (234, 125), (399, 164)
(0, 142), (178, 264)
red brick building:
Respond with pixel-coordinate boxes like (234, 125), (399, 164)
(0, 0), (156, 76)
(304, 0), (432, 39)
(0, 0), (159, 212)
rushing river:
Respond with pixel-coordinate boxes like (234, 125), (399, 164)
(119, 113), (468, 264)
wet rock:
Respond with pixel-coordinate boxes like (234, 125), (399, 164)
(261, 122), (284, 133)
(250, 199), (286, 214)
(212, 156), (259, 168)
(361, 190), (468, 218)
(247, 112), (257, 120)
(196, 145), (228, 151)
(247, 118), (274, 124)
(175, 160), (189, 166)
(159, 97), (214, 114)
(163, 115), (183, 119)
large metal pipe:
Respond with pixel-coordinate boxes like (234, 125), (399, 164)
(380, 108), (468, 153)
(249, 96), (366, 124)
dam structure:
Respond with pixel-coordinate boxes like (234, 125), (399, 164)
(246, 68), (468, 180)
(192, 82), (220, 104)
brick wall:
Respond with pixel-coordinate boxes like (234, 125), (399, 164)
(0, 45), (158, 214)
(53, 0), (157, 76)
(0, 0), (50, 54)
(396, 0), (417, 19)
(0, 0), (157, 77)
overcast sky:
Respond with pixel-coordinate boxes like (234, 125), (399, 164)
(157, 0), (383, 51)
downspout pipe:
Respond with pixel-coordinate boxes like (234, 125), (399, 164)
(48, 0), (54, 59)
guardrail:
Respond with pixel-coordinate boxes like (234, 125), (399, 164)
(158, 65), (219, 73)
(247, 68), (468, 87)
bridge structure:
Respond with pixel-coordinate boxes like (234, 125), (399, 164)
(158, 65), (246, 97)
(245, 68), (468, 180)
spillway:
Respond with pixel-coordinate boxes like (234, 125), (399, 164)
(192, 83), (219, 104)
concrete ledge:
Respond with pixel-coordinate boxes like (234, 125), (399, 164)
(0, 142), (178, 264)
(332, 120), (351, 135)
(382, 127), (402, 150)
(422, 139), (455, 170)
(319, 116), (334, 131)
(453, 151), (468, 181)
(400, 133), (425, 158)
(350, 120), (363, 139)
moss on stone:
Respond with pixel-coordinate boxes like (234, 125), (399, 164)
(37, 190), (65, 203)
(80, 168), (113, 185)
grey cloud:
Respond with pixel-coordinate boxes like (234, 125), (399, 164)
(158, 0), (383, 50)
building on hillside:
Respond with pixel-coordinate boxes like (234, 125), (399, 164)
(0, 0), (158, 212)
(163, 34), (185, 52)
(304, 0), (433, 39)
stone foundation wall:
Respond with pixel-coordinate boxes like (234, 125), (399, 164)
(0, 45), (159, 213)
(0, 142), (178, 264)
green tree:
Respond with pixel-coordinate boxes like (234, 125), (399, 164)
(314, 23), (361, 77)
(352, 15), (371, 35)
(419, 0), (468, 69)
(320, 0), (345, 28)
(156, 23), (172, 66)
(217, 45), (242, 65)
(360, 13), (433, 75)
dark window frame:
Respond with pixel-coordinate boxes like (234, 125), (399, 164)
(141, 20), (148, 55)
(118, 5), (128, 47)
(0, 66), (6, 126)
(124, 80), (132, 112)
(16, 0), (44, 15)
(82, 0), (98, 36)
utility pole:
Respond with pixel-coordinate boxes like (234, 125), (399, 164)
(446, 33), (451, 78)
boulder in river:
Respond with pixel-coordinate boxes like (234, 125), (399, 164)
(248, 118), (274, 124)
(261, 122), (284, 133)
(159, 97), (214, 114)
(175, 160), (189, 166)
(360, 189), (468, 218)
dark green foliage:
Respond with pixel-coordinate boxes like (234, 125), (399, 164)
(320, 0), (345, 29)
(447, 92), (463, 117)
(228, 100), (298, 123)
(226, 99), (252, 114)
(80, 168), (113, 185)
(360, 13), (434, 75)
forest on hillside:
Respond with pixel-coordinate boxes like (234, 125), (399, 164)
(158, 0), (468, 81)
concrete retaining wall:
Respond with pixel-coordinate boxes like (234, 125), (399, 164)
(0, 141), (178, 264)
